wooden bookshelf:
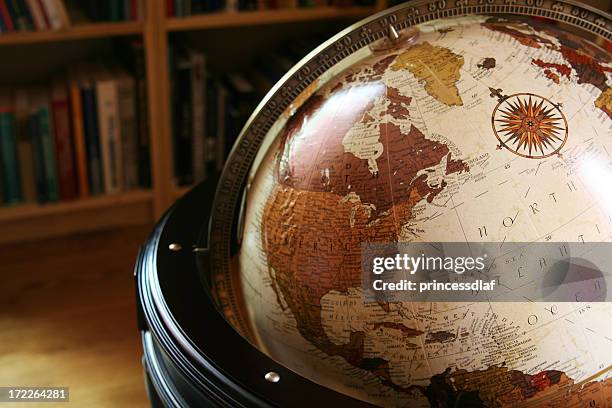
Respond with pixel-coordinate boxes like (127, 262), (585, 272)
(0, 0), (381, 243)
(165, 7), (377, 31)
(0, 21), (143, 46)
(0, 190), (152, 222)
(0, 190), (153, 244)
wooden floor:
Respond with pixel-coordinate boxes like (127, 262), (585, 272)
(0, 225), (153, 407)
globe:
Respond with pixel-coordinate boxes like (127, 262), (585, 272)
(212, 7), (612, 407)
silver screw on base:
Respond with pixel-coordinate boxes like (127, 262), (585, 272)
(264, 372), (280, 383)
(169, 243), (182, 252)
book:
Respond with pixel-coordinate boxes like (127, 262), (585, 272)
(226, 0), (238, 11)
(117, 39), (150, 188)
(204, 74), (218, 173)
(133, 0), (143, 20)
(126, 0), (143, 21)
(25, 0), (46, 30)
(191, 0), (227, 14)
(134, 43), (150, 188)
(95, 70), (123, 194)
(15, 0), (34, 28)
(189, 48), (206, 183)
(192, 0), (205, 13)
(276, 0), (297, 8)
(172, 46), (194, 185)
(28, 110), (46, 202)
(124, 0), (131, 21)
(215, 80), (227, 171)
(0, 1), (15, 32)
(7, 0), (29, 31)
(36, 0), (50, 27)
(36, 94), (60, 202)
(14, 88), (36, 202)
(175, 0), (184, 16)
(115, 70), (139, 190)
(81, 80), (104, 195)
(0, 7), (5, 31)
(238, 0), (257, 11)
(51, 78), (78, 200)
(109, 0), (123, 22)
(39, 0), (60, 29)
(224, 73), (256, 152)
(52, 0), (70, 27)
(16, 131), (35, 202)
(0, 90), (21, 203)
(68, 70), (89, 196)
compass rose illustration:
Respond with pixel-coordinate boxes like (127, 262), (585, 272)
(490, 89), (568, 159)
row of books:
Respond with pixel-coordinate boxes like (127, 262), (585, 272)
(0, 0), (142, 33)
(0, 42), (150, 205)
(166, 0), (374, 15)
(169, 38), (321, 186)
(76, 0), (143, 23)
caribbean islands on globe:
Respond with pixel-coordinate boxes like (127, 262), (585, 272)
(211, 3), (612, 407)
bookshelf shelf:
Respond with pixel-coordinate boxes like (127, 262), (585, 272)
(0, 21), (143, 46)
(0, 190), (153, 222)
(0, 190), (153, 244)
(165, 7), (376, 31)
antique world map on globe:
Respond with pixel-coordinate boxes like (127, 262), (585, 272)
(212, 8), (612, 408)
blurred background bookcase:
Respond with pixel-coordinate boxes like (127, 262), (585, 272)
(0, 0), (384, 244)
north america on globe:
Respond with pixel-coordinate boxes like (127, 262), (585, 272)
(232, 13), (612, 408)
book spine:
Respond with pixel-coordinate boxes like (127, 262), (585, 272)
(0, 1), (15, 32)
(81, 87), (104, 195)
(38, 106), (59, 202)
(69, 83), (89, 196)
(52, 0), (69, 27)
(14, 88), (36, 202)
(225, 91), (239, 160)
(215, 82), (226, 171)
(6, 0), (26, 30)
(136, 0), (143, 21)
(117, 78), (138, 189)
(109, 0), (122, 21)
(124, 0), (131, 20)
(192, 0), (205, 13)
(51, 98), (77, 200)
(25, 0), (46, 30)
(174, 56), (193, 185)
(0, 9), (5, 31)
(191, 52), (206, 183)
(29, 113), (46, 202)
(174, 0), (183, 16)
(0, 111), (21, 203)
(35, 0), (49, 27)
(96, 80), (123, 194)
(132, 42), (150, 188)
(166, 0), (174, 17)
(39, 0), (61, 29)
(17, 136), (36, 202)
(204, 75), (217, 172)
(15, 0), (33, 29)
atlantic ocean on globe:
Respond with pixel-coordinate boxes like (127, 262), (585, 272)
(212, 7), (612, 408)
